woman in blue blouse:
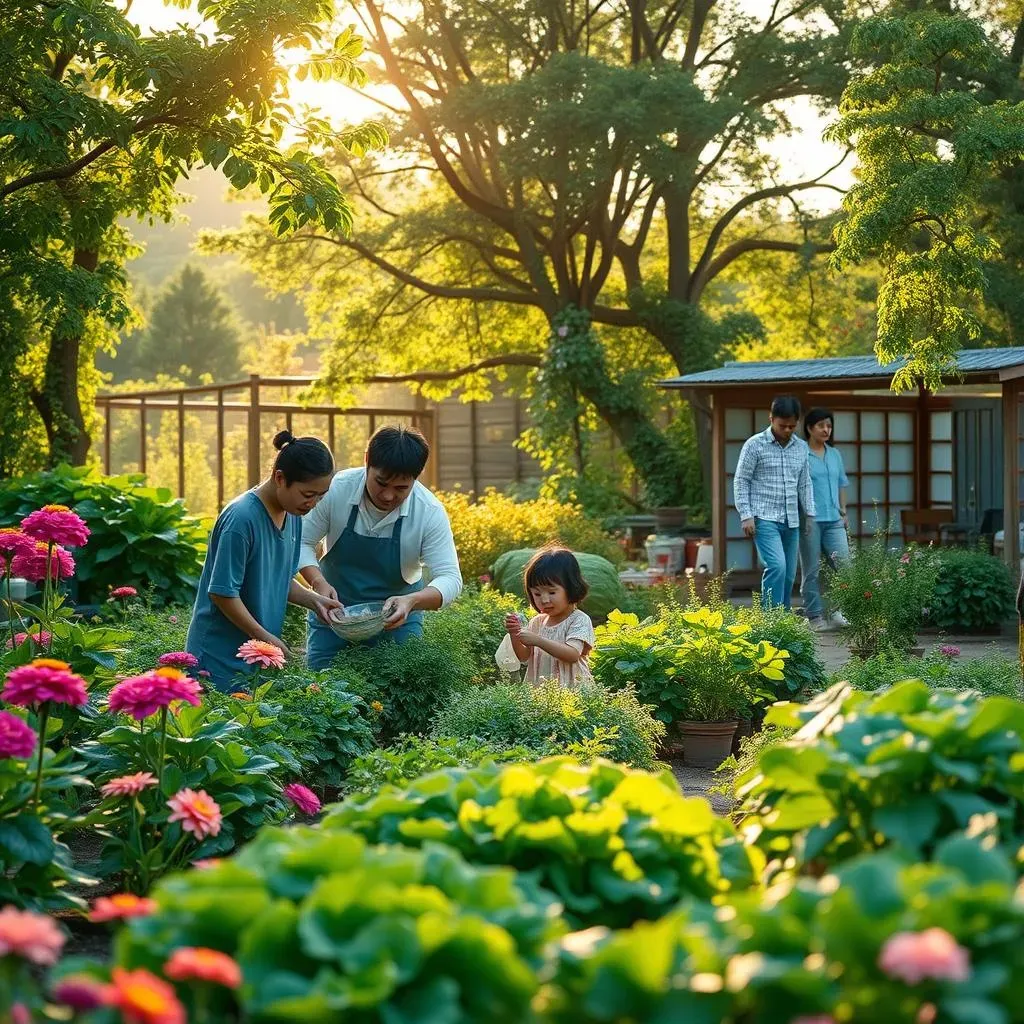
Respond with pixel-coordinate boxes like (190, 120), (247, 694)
(799, 408), (850, 630)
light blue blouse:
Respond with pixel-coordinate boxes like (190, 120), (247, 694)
(807, 445), (849, 522)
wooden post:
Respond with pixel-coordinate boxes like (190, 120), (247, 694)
(328, 413), (336, 462)
(1002, 379), (1020, 571)
(216, 388), (225, 510)
(470, 400), (480, 496)
(915, 385), (930, 510)
(177, 392), (186, 499)
(103, 403), (111, 475)
(140, 398), (147, 476)
(710, 392), (725, 578)
(247, 375), (261, 488)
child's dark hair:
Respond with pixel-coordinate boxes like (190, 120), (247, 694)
(272, 430), (334, 484)
(366, 424), (430, 479)
(523, 547), (589, 610)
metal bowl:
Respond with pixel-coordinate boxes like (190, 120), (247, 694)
(327, 601), (387, 641)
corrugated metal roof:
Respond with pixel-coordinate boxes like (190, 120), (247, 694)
(660, 347), (1024, 387)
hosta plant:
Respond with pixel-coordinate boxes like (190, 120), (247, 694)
(733, 681), (1024, 872)
(110, 827), (563, 1023)
(325, 757), (763, 929)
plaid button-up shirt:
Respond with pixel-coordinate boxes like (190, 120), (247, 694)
(733, 427), (815, 528)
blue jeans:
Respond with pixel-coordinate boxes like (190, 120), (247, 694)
(799, 519), (851, 619)
(754, 519), (800, 610)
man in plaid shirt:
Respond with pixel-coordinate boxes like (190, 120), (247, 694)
(733, 396), (815, 611)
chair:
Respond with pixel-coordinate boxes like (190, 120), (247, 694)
(901, 509), (954, 545)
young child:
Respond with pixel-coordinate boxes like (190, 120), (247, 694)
(497, 547), (595, 687)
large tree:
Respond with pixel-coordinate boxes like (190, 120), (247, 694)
(0, 0), (384, 471)
(212, 0), (857, 506)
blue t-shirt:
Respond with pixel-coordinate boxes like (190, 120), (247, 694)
(186, 491), (301, 691)
(807, 445), (849, 523)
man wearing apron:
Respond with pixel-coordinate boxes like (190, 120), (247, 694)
(298, 425), (463, 669)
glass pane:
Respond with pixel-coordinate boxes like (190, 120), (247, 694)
(889, 412), (914, 442)
(890, 443), (914, 473)
(931, 411), (952, 441)
(889, 475), (913, 503)
(862, 504), (887, 533)
(842, 445), (859, 472)
(726, 442), (743, 473)
(931, 474), (953, 503)
(725, 408), (753, 440)
(861, 411), (885, 442)
(931, 442), (952, 472)
(726, 474), (735, 507)
(861, 474), (885, 502)
(726, 541), (754, 571)
(834, 411), (858, 442)
(861, 444), (885, 472)
(846, 477), (859, 502)
(726, 509), (744, 539)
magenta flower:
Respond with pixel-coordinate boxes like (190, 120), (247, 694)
(6, 629), (52, 650)
(0, 528), (32, 557)
(283, 782), (321, 815)
(168, 614), (179, 624)
(0, 711), (37, 760)
(10, 541), (75, 582)
(106, 669), (202, 720)
(52, 976), (113, 1011)
(939, 644), (961, 658)
(2, 659), (88, 707)
(109, 586), (138, 601)
(158, 651), (199, 670)
(22, 505), (90, 547)
(878, 928), (970, 985)
(101, 772), (158, 798)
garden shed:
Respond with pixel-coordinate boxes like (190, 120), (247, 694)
(662, 347), (1024, 592)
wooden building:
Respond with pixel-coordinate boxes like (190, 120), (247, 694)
(661, 348), (1024, 590)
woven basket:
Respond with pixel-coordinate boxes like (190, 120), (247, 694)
(328, 602), (387, 642)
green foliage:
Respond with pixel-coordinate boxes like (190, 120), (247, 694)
(345, 735), (536, 795)
(325, 757), (763, 929)
(331, 633), (476, 737)
(930, 548), (1016, 632)
(734, 682), (1024, 872)
(832, 648), (1023, 699)
(827, 538), (939, 654)
(492, 548), (625, 619)
(114, 606), (190, 675)
(543, 837), (1024, 1024)
(737, 601), (827, 699)
(439, 489), (623, 582)
(113, 828), (560, 1023)
(711, 725), (795, 799)
(0, 465), (207, 605)
(430, 680), (665, 771)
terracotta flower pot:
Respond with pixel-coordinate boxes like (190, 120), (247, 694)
(679, 719), (739, 768)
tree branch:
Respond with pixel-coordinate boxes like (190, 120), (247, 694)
(694, 237), (836, 299)
(345, 353), (544, 384)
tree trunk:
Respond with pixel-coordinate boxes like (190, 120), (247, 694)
(32, 247), (97, 467)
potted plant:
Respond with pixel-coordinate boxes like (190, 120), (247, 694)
(668, 609), (787, 768)
(826, 533), (939, 658)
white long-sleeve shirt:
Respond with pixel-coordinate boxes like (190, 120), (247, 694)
(298, 468), (463, 606)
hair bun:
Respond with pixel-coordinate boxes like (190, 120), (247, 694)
(273, 429), (295, 451)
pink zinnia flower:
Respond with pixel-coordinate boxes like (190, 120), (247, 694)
(0, 711), (37, 760)
(2, 659), (88, 707)
(284, 782), (321, 815)
(6, 629), (52, 650)
(167, 788), (222, 839)
(89, 894), (158, 923)
(557, 324), (569, 338)
(191, 858), (222, 870)
(0, 905), (66, 965)
(22, 505), (90, 547)
(10, 1004), (29, 1024)
(109, 586), (138, 600)
(164, 946), (242, 988)
(878, 928), (971, 985)
(101, 771), (158, 798)
(167, 614), (178, 624)
(900, 553), (912, 564)
(792, 1018), (835, 1024)
(939, 645), (960, 658)
(158, 651), (198, 670)
(198, 669), (210, 679)
(0, 528), (32, 556)
(237, 639), (285, 669)
(11, 541), (75, 582)
(52, 975), (113, 1011)
(106, 668), (201, 720)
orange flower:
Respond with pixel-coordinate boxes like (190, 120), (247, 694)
(89, 894), (158, 923)
(167, 788), (222, 840)
(164, 946), (242, 988)
(107, 968), (185, 1024)
(230, 692), (250, 701)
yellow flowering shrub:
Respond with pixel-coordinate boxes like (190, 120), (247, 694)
(438, 489), (624, 580)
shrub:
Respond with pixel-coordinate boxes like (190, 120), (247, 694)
(0, 464), (208, 605)
(331, 632), (476, 737)
(491, 548), (626, 619)
(430, 680), (665, 770)
(737, 602), (826, 698)
(344, 735), (537, 794)
(115, 607), (190, 675)
(543, 835), (1024, 1024)
(325, 757), (763, 929)
(112, 827), (561, 1023)
(733, 681), (1024, 871)
(439, 489), (624, 581)
(930, 547), (1015, 632)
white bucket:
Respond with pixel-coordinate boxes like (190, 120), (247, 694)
(694, 541), (714, 575)
(645, 535), (685, 575)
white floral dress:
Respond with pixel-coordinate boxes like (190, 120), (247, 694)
(519, 609), (596, 688)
